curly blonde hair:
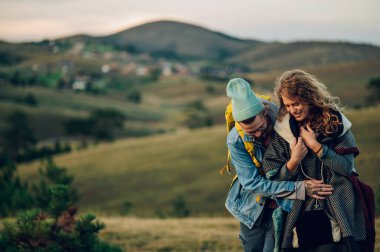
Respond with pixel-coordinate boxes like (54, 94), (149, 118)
(274, 69), (343, 136)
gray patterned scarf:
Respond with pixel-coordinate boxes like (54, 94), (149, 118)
(263, 113), (366, 249)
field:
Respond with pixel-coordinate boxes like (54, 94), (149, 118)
(1, 216), (379, 251)
(17, 106), (380, 216)
(100, 217), (241, 251)
(98, 217), (380, 251)
(14, 104), (380, 251)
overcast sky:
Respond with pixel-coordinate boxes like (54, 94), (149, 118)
(0, 0), (379, 45)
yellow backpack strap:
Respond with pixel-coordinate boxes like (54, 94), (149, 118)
(220, 98), (268, 175)
(235, 122), (264, 204)
(257, 94), (271, 102)
(219, 101), (235, 175)
(235, 123), (262, 171)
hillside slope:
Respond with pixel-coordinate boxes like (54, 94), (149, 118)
(103, 20), (259, 60)
(18, 106), (380, 216)
(5, 20), (380, 71)
(229, 42), (380, 71)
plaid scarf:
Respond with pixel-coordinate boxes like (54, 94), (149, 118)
(263, 114), (366, 249)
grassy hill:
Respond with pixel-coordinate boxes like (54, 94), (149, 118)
(99, 20), (260, 61)
(229, 41), (380, 71)
(1, 57), (378, 142)
(2, 20), (380, 73)
(18, 126), (231, 216)
(57, 20), (380, 68)
(18, 106), (380, 216)
(0, 86), (166, 140)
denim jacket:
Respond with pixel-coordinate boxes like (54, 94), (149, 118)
(225, 101), (296, 229)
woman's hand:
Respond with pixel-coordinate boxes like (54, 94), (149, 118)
(291, 137), (308, 162)
(300, 124), (322, 153)
(287, 137), (308, 173)
(305, 179), (334, 199)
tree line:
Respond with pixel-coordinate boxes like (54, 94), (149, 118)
(0, 108), (127, 250)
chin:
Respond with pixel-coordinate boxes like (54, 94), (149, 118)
(293, 114), (306, 122)
(292, 115), (300, 121)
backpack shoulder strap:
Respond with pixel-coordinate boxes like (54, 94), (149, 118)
(220, 100), (265, 175)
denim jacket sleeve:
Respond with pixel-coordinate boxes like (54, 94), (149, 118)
(227, 129), (296, 197)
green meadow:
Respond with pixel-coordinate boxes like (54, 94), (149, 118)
(15, 102), (380, 251)
(18, 106), (380, 216)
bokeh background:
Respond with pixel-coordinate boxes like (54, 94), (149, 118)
(0, 0), (379, 251)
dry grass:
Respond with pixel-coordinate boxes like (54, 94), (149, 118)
(1, 216), (379, 251)
(99, 216), (241, 252)
(98, 217), (380, 252)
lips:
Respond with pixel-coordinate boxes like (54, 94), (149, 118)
(293, 112), (301, 117)
(292, 111), (303, 120)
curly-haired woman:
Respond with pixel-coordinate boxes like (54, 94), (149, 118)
(263, 69), (367, 251)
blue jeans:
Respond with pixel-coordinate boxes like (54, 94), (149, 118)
(239, 208), (275, 252)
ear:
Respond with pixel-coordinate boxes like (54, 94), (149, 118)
(262, 109), (268, 117)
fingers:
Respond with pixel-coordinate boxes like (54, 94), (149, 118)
(305, 180), (334, 200)
(306, 179), (323, 184)
(310, 187), (334, 194)
(300, 127), (308, 139)
(300, 126), (306, 135)
(306, 180), (332, 187)
(296, 137), (303, 146)
(308, 185), (334, 192)
(311, 189), (333, 200)
(296, 138), (306, 151)
(291, 138), (297, 149)
(306, 124), (314, 133)
(300, 125), (316, 147)
(311, 195), (326, 200)
(306, 182), (334, 190)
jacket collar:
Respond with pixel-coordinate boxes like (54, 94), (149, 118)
(274, 111), (352, 145)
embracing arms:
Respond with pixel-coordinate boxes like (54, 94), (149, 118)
(228, 135), (332, 200)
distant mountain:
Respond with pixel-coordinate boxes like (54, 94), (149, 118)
(228, 41), (380, 71)
(58, 20), (380, 69)
(5, 19), (380, 70)
(61, 20), (261, 61)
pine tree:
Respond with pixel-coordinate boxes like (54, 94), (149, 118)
(0, 162), (34, 217)
(32, 157), (79, 211)
(0, 185), (122, 252)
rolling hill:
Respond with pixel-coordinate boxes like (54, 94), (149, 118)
(56, 20), (380, 69)
(18, 106), (380, 216)
(229, 41), (380, 71)
(102, 20), (260, 60)
(62, 20), (260, 61)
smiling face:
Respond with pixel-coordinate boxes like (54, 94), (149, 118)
(282, 95), (310, 122)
